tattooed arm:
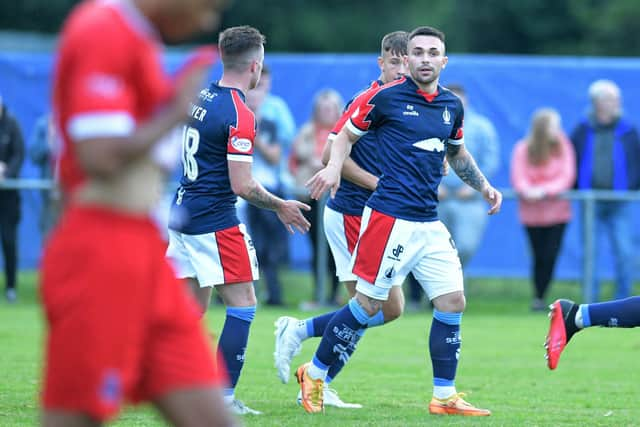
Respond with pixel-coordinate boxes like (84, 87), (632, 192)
(237, 177), (283, 210)
(445, 143), (488, 191)
(446, 142), (503, 215)
(229, 160), (311, 233)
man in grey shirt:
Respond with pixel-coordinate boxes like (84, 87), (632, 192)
(571, 79), (640, 301)
(438, 84), (500, 267)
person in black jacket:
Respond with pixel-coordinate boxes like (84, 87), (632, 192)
(571, 79), (640, 301)
(0, 96), (24, 303)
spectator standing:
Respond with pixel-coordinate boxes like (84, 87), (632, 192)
(30, 113), (61, 238)
(438, 84), (499, 267)
(289, 89), (343, 308)
(0, 95), (24, 303)
(571, 80), (640, 301)
(254, 66), (296, 186)
(245, 67), (288, 306)
(511, 108), (575, 311)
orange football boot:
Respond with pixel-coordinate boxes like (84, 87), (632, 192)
(429, 393), (491, 416)
(295, 363), (324, 413)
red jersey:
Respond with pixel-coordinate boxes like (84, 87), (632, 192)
(53, 0), (174, 194)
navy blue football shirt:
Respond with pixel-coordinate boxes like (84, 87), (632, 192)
(327, 80), (383, 216)
(346, 77), (464, 222)
(169, 82), (256, 234)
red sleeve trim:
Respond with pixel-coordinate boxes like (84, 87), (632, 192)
(228, 90), (256, 157)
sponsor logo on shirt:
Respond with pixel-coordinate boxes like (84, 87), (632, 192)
(85, 73), (124, 98)
(199, 89), (218, 101)
(231, 137), (252, 153)
(403, 104), (419, 117)
(413, 138), (445, 152)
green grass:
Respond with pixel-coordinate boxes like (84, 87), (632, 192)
(1, 272), (639, 426)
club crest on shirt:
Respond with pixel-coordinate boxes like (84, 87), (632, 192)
(442, 106), (451, 125)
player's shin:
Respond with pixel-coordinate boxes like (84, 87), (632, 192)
(308, 298), (370, 380)
(218, 306), (256, 402)
(429, 310), (462, 399)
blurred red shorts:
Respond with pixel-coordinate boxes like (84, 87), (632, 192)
(40, 205), (226, 421)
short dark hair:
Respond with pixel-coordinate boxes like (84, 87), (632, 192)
(381, 31), (408, 57)
(408, 26), (445, 44)
(218, 26), (266, 71)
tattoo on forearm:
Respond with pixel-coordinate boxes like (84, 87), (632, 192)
(446, 145), (488, 192)
(244, 181), (280, 210)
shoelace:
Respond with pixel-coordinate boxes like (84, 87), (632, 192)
(323, 387), (341, 401)
(449, 392), (474, 407)
(309, 379), (323, 406)
(436, 392), (467, 405)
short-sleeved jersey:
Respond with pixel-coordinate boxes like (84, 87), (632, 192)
(169, 82), (256, 234)
(346, 77), (464, 222)
(326, 80), (382, 216)
(53, 0), (174, 194)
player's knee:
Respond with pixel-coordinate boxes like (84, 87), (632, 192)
(354, 291), (383, 317)
(382, 300), (403, 323)
(343, 281), (357, 297)
(432, 291), (466, 313)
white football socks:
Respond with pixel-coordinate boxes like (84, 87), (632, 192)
(433, 386), (457, 400)
(307, 362), (328, 381)
(575, 305), (585, 329)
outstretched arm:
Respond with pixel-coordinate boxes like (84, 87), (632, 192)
(229, 160), (310, 233)
(446, 142), (502, 215)
(321, 137), (378, 191)
(307, 127), (361, 199)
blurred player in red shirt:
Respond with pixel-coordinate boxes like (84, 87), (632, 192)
(41, 0), (236, 426)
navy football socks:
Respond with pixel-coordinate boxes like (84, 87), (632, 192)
(430, 310), (462, 388)
(219, 306), (255, 396)
(580, 296), (640, 328)
(310, 298), (370, 378)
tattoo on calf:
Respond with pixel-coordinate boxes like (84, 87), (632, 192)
(366, 297), (382, 313)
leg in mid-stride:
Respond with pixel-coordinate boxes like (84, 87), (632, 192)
(294, 208), (490, 416)
(166, 225), (262, 415)
(545, 296), (640, 370)
(273, 206), (403, 408)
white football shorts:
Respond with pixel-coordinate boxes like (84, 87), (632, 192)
(166, 223), (259, 287)
(323, 205), (362, 282)
(351, 206), (463, 301)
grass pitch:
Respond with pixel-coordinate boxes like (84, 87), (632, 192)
(0, 271), (638, 426)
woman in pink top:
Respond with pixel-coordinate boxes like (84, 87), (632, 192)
(511, 108), (576, 311)
(289, 89), (344, 307)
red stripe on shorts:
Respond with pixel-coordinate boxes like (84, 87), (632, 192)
(343, 214), (362, 254)
(352, 210), (395, 284)
(216, 226), (253, 284)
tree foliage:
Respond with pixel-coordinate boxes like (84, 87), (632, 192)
(2, 0), (640, 55)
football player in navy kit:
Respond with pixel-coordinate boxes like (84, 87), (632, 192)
(166, 26), (310, 415)
(299, 26), (501, 416)
(273, 31), (409, 409)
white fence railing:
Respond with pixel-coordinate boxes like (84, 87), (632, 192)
(2, 179), (639, 303)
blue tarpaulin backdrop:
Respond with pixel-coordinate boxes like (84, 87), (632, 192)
(1, 51), (639, 280)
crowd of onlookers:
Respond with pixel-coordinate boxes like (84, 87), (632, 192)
(1, 76), (638, 308)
